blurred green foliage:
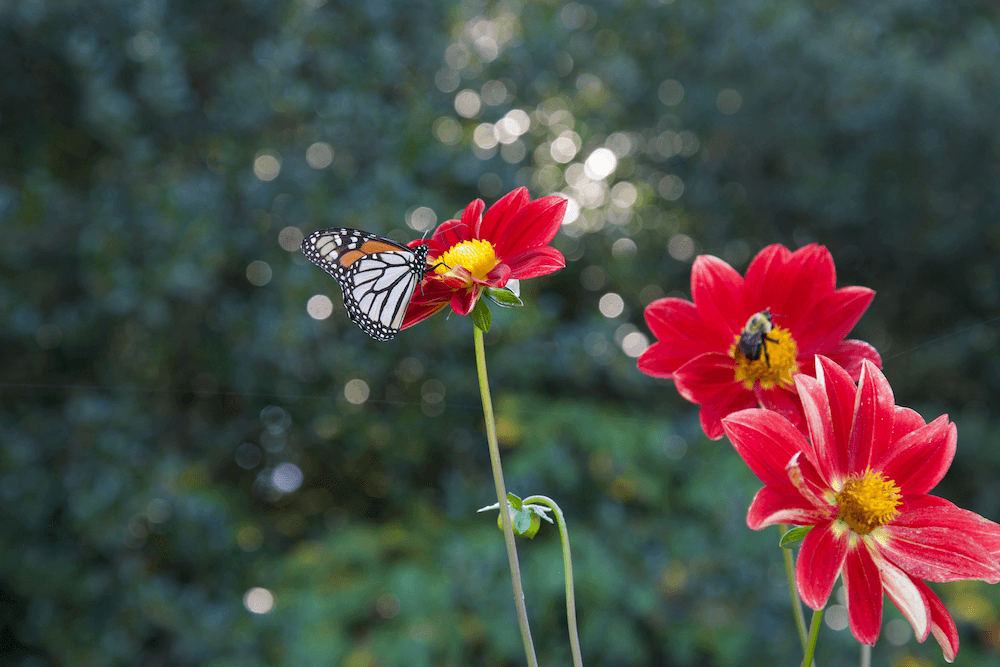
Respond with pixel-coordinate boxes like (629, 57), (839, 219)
(2, 0), (1000, 666)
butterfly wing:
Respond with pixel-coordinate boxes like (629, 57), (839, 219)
(301, 228), (430, 341)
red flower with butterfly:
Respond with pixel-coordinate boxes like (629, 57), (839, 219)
(401, 187), (568, 330)
(301, 188), (567, 340)
(638, 244), (881, 439)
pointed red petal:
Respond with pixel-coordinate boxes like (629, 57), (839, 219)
(690, 254), (746, 337)
(431, 217), (471, 250)
(913, 578), (959, 662)
(823, 339), (883, 379)
(876, 416), (956, 495)
(745, 244), (836, 325)
(796, 286), (876, 353)
(754, 385), (805, 431)
(722, 408), (811, 488)
(795, 373), (846, 485)
(847, 359), (895, 474)
(672, 352), (740, 404)
(644, 297), (730, 351)
(501, 245), (565, 279)
(786, 451), (835, 512)
(815, 355), (859, 458)
(491, 195), (567, 257)
(698, 386), (758, 440)
(796, 521), (849, 609)
(880, 556), (930, 641)
(881, 507), (1000, 582)
(746, 486), (829, 529)
(477, 187), (528, 241)
(450, 286), (479, 316)
(844, 544), (883, 646)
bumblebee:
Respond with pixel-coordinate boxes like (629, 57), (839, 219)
(738, 309), (779, 367)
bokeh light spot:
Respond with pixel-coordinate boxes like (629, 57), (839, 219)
(584, 148), (617, 180)
(345, 379), (370, 405)
(253, 151), (281, 181)
(717, 88), (743, 115)
(454, 90), (482, 118)
(668, 234), (695, 260)
(305, 142), (333, 169)
(306, 294), (333, 320)
(658, 79), (684, 106)
(271, 463), (303, 493)
(244, 587), (274, 614)
(246, 260), (272, 286)
(599, 293), (625, 318)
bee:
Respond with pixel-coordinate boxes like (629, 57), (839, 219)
(738, 309), (779, 367)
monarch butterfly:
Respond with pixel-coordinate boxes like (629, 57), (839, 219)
(301, 228), (431, 341)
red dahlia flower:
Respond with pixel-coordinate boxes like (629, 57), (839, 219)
(722, 356), (1000, 661)
(638, 243), (881, 439)
(401, 188), (567, 329)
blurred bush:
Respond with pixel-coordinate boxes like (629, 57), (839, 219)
(1, 0), (999, 665)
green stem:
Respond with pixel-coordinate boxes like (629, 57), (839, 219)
(802, 608), (823, 667)
(859, 643), (870, 667)
(474, 326), (537, 667)
(522, 495), (583, 667)
(781, 524), (810, 651)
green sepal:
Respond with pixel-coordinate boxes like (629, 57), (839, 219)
(780, 525), (812, 549)
(471, 298), (491, 333)
(484, 286), (523, 308)
(506, 492), (523, 510)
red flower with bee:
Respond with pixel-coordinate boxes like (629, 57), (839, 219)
(638, 243), (881, 439)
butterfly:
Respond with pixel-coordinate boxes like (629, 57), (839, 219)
(301, 228), (431, 341)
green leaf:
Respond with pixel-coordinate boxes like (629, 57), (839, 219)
(779, 525), (812, 549)
(506, 492), (523, 509)
(513, 508), (533, 534)
(470, 298), (491, 333)
(484, 286), (523, 308)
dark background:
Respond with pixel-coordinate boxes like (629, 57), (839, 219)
(2, 1), (999, 665)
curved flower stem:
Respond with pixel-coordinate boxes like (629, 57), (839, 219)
(781, 524), (809, 650)
(474, 326), (537, 667)
(802, 608), (823, 667)
(522, 495), (583, 667)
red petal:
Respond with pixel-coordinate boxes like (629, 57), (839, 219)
(881, 507), (1000, 582)
(795, 286), (877, 353)
(795, 374), (846, 485)
(786, 451), (835, 512)
(460, 198), (485, 235)
(502, 245), (565, 279)
(698, 385), (758, 440)
(491, 195), (567, 258)
(484, 262), (512, 287)
(450, 286), (479, 316)
(690, 255), (746, 338)
(890, 406), (927, 445)
(746, 486), (829, 529)
(796, 521), (849, 609)
(754, 385), (805, 431)
(431, 217), (472, 250)
(823, 339), (883, 379)
(815, 355), (859, 457)
(722, 408), (811, 487)
(876, 416), (956, 495)
(847, 359), (895, 474)
(880, 556), (930, 641)
(672, 352), (740, 404)
(913, 578), (960, 662)
(644, 297), (730, 351)
(401, 299), (449, 329)
(745, 244), (836, 325)
(843, 544), (883, 646)
(477, 187), (528, 241)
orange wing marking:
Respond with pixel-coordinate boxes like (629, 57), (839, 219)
(339, 250), (365, 267)
(360, 240), (401, 253)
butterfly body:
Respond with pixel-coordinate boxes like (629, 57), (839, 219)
(302, 228), (430, 341)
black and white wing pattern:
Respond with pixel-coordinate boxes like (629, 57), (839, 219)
(301, 228), (430, 341)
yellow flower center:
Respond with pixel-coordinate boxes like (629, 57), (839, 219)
(434, 239), (498, 280)
(835, 470), (901, 535)
(731, 325), (799, 390)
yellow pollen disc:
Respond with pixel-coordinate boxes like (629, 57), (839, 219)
(835, 470), (901, 535)
(730, 325), (799, 390)
(434, 239), (498, 280)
